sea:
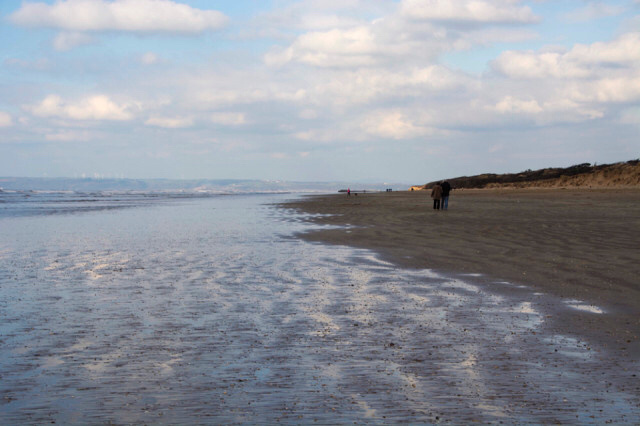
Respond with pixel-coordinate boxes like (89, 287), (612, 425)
(0, 190), (638, 424)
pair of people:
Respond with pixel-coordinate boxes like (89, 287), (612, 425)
(430, 181), (451, 210)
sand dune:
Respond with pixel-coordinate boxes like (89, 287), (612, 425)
(413, 159), (640, 190)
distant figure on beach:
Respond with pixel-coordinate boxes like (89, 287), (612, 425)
(441, 181), (451, 210)
(347, 188), (351, 197)
(431, 182), (443, 210)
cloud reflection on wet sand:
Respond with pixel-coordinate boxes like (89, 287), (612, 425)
(0, 194), (637, 424)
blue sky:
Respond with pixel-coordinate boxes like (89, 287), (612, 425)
(0, 0), (638, 183)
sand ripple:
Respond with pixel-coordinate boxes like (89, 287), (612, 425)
(0, 194), (638, 423)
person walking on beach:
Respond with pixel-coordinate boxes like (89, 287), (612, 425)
(441, 180), (451, 210)
(347, 188), (351, 197)
(431, 182), (443, 210)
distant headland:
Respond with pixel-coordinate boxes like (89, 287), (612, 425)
(412, 159), (640, 190)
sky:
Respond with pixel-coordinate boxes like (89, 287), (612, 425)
(0, 0), (639, 183)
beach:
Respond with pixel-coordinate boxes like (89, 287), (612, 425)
(1, 190), (639, 423)
(282, 188), (640, 358)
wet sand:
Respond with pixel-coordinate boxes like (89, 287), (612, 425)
(282, 188), (640, 358)
(1, 192), (639, 423)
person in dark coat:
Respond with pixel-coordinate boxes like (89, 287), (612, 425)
(441, 180), (451, 210)
(431, 182), (443, 210)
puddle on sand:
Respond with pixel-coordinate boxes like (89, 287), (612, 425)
(0, 194), (637, 424)
(565, 300), (605, 314)
(494, 280), (528, 289)
(515, 301), (537, 315)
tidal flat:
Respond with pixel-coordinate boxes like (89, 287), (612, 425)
(0, 191), (638, 423)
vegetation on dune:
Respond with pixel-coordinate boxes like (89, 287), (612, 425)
(417, 159), (640, 190)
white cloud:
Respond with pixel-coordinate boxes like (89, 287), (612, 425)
(296, 14), (364, 31)
(487, 32), (640, 121)
(361, 111), (434, 140)
(400, 0), (538, 24)
(568, 32), (640, 66)
(619, 107), (640, 126)
(304, 65), (470, 106)
(491, 49), (590, 79)
(189, 87), (269, 108)
(493, 32), (640, 79)
(266, 26), (381, 68)
(140, 52), (159, 65)
(256, 0), (390, 33)
(4, 0), (638, 181)
(27, 94), (134, 121)
(482, 94), (605, 124)
(52, 31), (95, 51)
(0, 112), (13, 127)
(265, 1), (539, 70)
(292, 124), (366, 144)
(298, 109), (318, 119)
(145, 116), (193, 128)
(542, 99), (603, 120)
(210, 112), (246, 126)
(565, 2), (626, 22)
(293, 130), (322, 141)
(494, 96), (543, 114)
(263, 47), (294, 68)
(572, 76), (640, 103)
(45, 130), (93, 141)
(10, 0), (228, 33)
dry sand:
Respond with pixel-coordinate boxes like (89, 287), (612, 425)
(282, 188), (640, 358)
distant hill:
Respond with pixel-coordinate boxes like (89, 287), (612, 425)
(413, 160), (640, 190)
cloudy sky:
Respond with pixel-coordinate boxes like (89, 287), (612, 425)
(1, 0), (638, 183)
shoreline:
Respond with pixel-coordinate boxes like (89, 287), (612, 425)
(281, 188), (640, 358)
